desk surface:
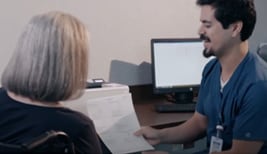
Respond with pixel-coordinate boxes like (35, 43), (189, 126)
(134, 98), (194, 127)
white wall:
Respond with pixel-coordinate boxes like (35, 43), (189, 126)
(0, 0), (265, 86)
(0, 0), (200, 86)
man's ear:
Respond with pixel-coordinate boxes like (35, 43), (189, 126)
(231, 21), (243, 37)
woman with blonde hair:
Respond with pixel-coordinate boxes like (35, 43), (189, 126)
(0, 11), (102, 153)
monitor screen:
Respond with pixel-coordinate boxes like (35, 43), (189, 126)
(151, 38), (212, 103)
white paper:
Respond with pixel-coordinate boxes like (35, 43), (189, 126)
(86, 93), (154, 154)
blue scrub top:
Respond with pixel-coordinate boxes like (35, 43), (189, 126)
(196, 51), (267, 153)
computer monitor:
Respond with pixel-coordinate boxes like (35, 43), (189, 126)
(151, 38), (211, 104)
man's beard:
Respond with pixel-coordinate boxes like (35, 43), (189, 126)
(200, 34), (214, 58)
(203, 48), (214, 58)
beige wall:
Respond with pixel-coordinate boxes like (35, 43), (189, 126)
(1, 0), (265, 85)
(0, 0), (200, 85)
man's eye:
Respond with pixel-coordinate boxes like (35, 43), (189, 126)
(205, 25), (211, 28)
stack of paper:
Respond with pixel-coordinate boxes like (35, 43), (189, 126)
(64, 83), (129, 116)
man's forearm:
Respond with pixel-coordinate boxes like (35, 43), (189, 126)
(159, 112), (207, 144)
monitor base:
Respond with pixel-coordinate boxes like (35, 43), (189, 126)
(155, 103), (196, 113)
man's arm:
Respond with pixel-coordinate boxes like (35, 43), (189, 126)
(159, 111), (208, 144)
(213, 139), (263, 154)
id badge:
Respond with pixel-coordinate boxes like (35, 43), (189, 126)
(209, 136), (223, 153)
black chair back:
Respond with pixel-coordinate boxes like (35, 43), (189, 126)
(257, 43), (267, 62)
(0, 130), (75, 154)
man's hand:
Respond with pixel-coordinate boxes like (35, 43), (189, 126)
(135, 126), (162, 145)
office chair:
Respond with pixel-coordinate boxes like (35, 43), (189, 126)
(0, 130), (75, 154)
(256, 43), (267, 62)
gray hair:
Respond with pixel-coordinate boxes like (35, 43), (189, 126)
(1, 11), (89, 102)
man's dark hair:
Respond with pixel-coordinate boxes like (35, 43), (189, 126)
(196, 0), (256, 41)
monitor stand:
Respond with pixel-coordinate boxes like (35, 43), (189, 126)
(155, 91), (196, 113)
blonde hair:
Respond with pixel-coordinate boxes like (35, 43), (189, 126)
(1, 11), (89, 102)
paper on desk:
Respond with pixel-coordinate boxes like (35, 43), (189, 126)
(86, 93), (154, 154)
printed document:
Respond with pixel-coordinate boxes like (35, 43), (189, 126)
(86, 93), (154, 154)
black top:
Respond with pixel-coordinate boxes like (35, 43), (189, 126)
(0, 88), (102, 154)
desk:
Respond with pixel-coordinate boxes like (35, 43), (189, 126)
(134, 98), (194, 127)
(133, 99), (205, 153)
(130, 84), (195, 127)
(133, 98), (207, 154)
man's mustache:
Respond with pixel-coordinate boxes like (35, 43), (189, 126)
(200, 34), (210, 42)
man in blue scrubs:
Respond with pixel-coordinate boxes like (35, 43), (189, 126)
(135, 0), (267, 153)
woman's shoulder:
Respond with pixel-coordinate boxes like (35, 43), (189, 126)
(58, 107), (94, 125)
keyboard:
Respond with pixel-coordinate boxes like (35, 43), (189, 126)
(155, 103), (196, 113)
